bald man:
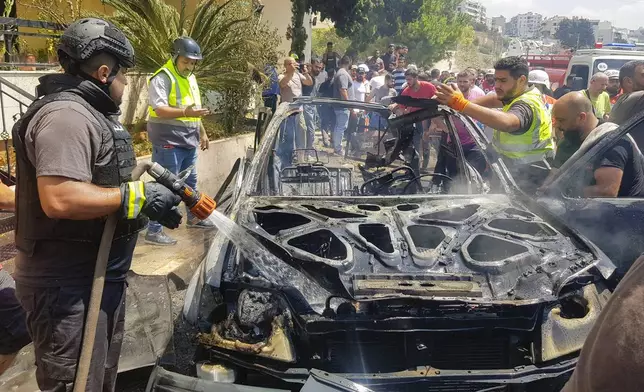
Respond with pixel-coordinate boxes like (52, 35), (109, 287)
(545, 91), (644, 197)
(584, 72), (611, 121)
(541, 92), (618, 189)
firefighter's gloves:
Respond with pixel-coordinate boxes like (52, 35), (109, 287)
(120, 181), (183, 229)
(436, 84), (470, 112)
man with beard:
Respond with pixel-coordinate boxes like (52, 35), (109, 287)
(322, 42), (340, 72)
(540, 92), (617, 189)
(436, 56), (554, 193)
(390, 69), (438, 172)
(332, 56), (353, 155)
(610, 60), (644, 128)
(548, 91), (644, 197)
(381, 44), (397, 71)
(457, 70), (485, 100)
(301, 58), (326, 151)
(146, 36), (216, 245)
(605, 69), (621, 105)
(352, 64), (371, 102)
(12, 18), (182, 391)
(367, 49), (384, 71)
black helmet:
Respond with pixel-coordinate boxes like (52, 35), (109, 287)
(173, 37), (202, 60)
(58, 18), (135, 68)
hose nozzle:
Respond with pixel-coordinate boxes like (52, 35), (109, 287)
(147, 162), (217, 220)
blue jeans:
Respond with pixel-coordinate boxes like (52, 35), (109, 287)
(303, 104), (317, 149)
(333, 108), (350, 153)
(277, 115), (297, 168)
(148, 145), (198, 233)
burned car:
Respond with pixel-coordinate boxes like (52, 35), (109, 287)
(146, 97), (628, 392)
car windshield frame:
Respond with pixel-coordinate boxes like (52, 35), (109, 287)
(246, 98), (513, 198)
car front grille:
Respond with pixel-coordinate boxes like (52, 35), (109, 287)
(318, 330), (520, 374)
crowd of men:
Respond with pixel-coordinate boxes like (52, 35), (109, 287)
(264, 42), (496, 165)
(264, 41), (644, 200)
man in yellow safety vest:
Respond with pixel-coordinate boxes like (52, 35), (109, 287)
(436, 56), (554, 193)
(146, 37), (213, 245)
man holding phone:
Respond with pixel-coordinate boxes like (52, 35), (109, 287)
(277, 57), (313, 166)
(146, 36), (214, 245)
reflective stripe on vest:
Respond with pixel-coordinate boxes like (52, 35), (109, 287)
(493, 88), (554, 165)
(148, 59), (202, 128)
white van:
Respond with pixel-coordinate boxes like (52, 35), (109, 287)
(565, 45), (644, 89)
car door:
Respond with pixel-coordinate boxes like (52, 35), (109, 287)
(539, 113), (644, 277)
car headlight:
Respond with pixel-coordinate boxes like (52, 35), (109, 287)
(539, 283), (611, 362)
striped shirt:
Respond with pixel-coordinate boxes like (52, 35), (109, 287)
(392, 68), (407, 95)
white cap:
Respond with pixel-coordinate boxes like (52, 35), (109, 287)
(351, 64), (358, 70)
(528, 69), (551, 89)
(486, 69), (495, 75)
(605, 69), (620, 79)
(357, 64), (369, 73)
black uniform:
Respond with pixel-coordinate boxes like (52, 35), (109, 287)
(12, 72), (148, 391)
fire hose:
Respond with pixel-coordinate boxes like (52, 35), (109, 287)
(73, 162), (216, 392)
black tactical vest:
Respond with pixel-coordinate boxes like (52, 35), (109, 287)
(12, 91), (148, 256)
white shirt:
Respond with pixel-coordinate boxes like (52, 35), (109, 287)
(370, 75), (386, 91)
(353, 80), (370, 102)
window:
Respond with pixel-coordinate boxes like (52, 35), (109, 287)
(569, 64), (590, 88)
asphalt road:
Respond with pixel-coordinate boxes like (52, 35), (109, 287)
(116, 287), (198, 391)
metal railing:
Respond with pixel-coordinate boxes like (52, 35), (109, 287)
(0, 17), (64, 69)
(0, 76), (35, 182)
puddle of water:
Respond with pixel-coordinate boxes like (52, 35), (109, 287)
(204, 210), (329, 310)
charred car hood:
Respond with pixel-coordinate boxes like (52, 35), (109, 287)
(237, 194), (606, 304)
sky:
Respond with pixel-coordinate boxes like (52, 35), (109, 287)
(479, 0), (644, 30)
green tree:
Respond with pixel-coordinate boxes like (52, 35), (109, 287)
(289, 0), (375, 57)
(555, 18), (596, 49)
(367, 0), (472, 65)
(311, 27), (351, 58)
(100, 0), (281, 132)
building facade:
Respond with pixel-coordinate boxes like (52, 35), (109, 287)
(457, 0), (487, 25)
(507, 12), (543, 38)
(541, 16), (565, 39)
(491, 16), (506, 35)
(595, 21), (615, 43)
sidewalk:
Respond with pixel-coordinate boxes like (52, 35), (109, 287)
(131, 225), (213, 290)
(1, 224), (211, 291)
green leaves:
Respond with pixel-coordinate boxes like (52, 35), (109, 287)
(555, 18), (596, 49)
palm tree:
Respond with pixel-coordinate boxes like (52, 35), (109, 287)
(102, 0), (278, 92)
